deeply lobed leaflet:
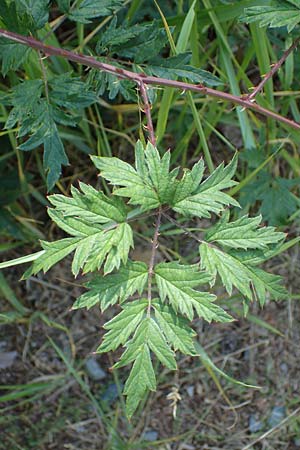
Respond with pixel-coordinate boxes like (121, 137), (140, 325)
(24, 141), (287, 417)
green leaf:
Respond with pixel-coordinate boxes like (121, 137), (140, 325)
(123, 344), (156, 418)
(113, 316), (177, 416)
(5, 75), (96, 188)
(206, 211), (286, 250)
(0, 0), (43, 32)
(49, 74), (96, 109)
(240, 1), (300, 32)
(72, 261), (148, 311)
(23, 220), (133, 278)
(199, 243), (288, 304)
(23, 237), (80, 278)
(172, 159), (205, 204)
(148, 54), (222, 86)
(70, 222), (132, 276)
(240, 172), (300, 225)
(153, 302), (196, 355)
(17, 0), (50, 29)
(68, 0), (123, 24)
(9, 93), (69, 189)
(233, 257), (288, 306)
(48, 182), (127, 225)
(200, 242), (252, 298)
(0, 1), (48, 74)
(172, 155), (240, 218)
(5, 80), (43, 129)
(97, 299), (148, 352)
(115, 317), (177, 370)
(92, 141), (235, 213)
(96, 17), (146, 54)
(56, 0), (70, 13)
(143, 143), (179, 205)
(91, 142), (160, 211)
(117, 23), (169, 64)
(0, 40), (30, 76)
(48, 210), (103, 237)
(42, 118), (69, 189)
(154, 262), (232, 322)
(90, 69), (136, 101)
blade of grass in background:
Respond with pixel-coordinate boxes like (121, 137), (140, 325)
(156, 1), (214, 171)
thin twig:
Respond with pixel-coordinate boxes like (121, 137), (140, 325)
(0, 29), (299, 131)
(246, 37), (300, 101)
(147, 206), (162, 317)
(162, 212), (204, 244)
(138, 81), (156, 146)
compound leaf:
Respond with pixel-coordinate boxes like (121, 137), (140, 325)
(72, 261), (148, 311)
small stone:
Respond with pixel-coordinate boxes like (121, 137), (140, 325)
(280, 362), (288, 374)
(267, 406), (286, 428)
(0, 351), (18, 370)
(186, 385), (194, 398)
(249, 414), (263, 433)
(101, 383), (122, 404)
(143, 430), (158, 442)
(294, 438), (300, 447)
(85, 357), (106, 381)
